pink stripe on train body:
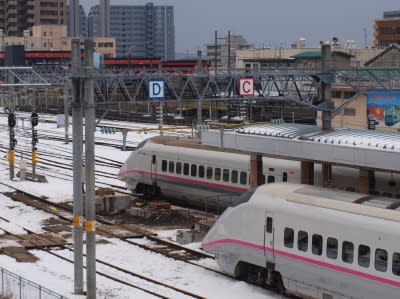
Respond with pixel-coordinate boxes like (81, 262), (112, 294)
(118, 170), (249, 192)
(202, 239), (400, 287)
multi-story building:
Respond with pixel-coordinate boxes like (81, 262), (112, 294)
(0, 25), (116, 57)
(236, 47), (383, 69)
(88, 2), (175, 59)
(0, 0), (66, 37)
(374, 10), (400, 48)
(205, 33), (253, 69)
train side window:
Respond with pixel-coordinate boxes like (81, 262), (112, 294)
(161, 160), (167, 172)
(283, 172), (288, 182)
(267, 175), (275, 183)
(206, 167), (213, 179)
(199, 166), (205, 178)
(183, 163), (189, 175)
(176, 162), (182, 174)
(214, 168), (221, 181)
(284, 228), (294, 248)
(326, 238), (338, 259)
(312, 234), (323, 256)
(240, 171), (247, 185)
(223, 169), (229, 182)
(266, 217), (273, 233)
(297, 231), (308, 252)
(375, 249), (388, 272)
(342, 241), (354, 263)
(168, 161), (174, 173)
(358, 245), (370, 268)
(152, 155), (156, 164)
(231, 170), (238, 184)
(191, 164), (197, 177)
(392, 253), (400, 276)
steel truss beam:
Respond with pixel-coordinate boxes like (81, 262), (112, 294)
(0, 67), (65, 87)
(1, 67), (400, 114)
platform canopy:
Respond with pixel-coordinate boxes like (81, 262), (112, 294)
(201, 123), (400, 173)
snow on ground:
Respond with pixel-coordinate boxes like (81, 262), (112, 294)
(0, 113), (280, 299)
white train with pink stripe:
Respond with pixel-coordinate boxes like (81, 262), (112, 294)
(117, 136), (302, 209)
(118, 136), (400, 210)
(201, 183), (400, 298)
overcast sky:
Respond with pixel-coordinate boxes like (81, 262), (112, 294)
(80, 0), (399, 53)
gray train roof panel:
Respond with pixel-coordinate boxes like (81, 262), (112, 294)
(201, 123), (400, 172)
(235, 124), (400, 152)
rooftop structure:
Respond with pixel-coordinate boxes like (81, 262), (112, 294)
(205, 32), (253, 69)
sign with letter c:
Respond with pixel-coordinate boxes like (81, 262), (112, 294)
(239, 78), (254, 96)
(149, 80), (165, 99)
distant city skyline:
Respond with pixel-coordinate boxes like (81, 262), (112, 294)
(79, 0), (400, 53)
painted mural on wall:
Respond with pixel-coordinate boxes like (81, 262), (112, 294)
(367, 89), (400, 128)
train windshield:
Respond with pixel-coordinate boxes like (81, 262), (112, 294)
(136, 140), (148, 150)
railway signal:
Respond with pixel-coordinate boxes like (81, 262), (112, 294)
(7, 113), (17, 180)
(8, 113), (16, 127)
(31, 112), (39, 127)
(31, 112), (39, 174)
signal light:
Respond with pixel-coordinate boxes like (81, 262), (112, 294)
(31, 112), (39, 127)
(8, 114), (16, 127)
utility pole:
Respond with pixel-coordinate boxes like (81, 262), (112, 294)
(71, 39), (84, 295)
(64, 85), (69, 144)
(214, 31), (218, 75)
(227, 30), (231, 74)
(321, 42), (334, 130)
(84, 39), (96, 299)
(8, 73), (16, 180)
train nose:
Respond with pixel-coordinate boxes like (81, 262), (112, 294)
(118, 159), (130, 181)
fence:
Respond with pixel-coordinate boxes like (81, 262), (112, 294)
(0, 267), (68, 299)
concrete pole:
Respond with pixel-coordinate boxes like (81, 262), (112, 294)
(159, 102), (164, 136)
(321, 43), (334, 130)
(71, 39), (84, 294)
(69, 0), (80, 37)
(64, 85), (69, 144)
(84, 39), (97, 299)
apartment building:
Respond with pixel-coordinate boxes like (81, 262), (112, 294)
(0, 0), (66, 37)
(374, 10), (400, 48)
(88, 2), (175, 59)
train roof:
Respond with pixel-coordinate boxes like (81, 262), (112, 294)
(148, 135), (250, 155)
(252, 183), (400, 223)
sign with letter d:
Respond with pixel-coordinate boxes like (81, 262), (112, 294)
(239, 78), (254, 96)
(149, 80), (165, 99)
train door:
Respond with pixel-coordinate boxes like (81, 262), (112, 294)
(264, 213), (274, 260)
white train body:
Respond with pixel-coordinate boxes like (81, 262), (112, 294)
(201, 183), (400, 299)
(118, 136), (400, 208)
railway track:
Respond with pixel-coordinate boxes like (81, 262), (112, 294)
(0, 182), (220, 266)
(0, 215), (207, 299)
